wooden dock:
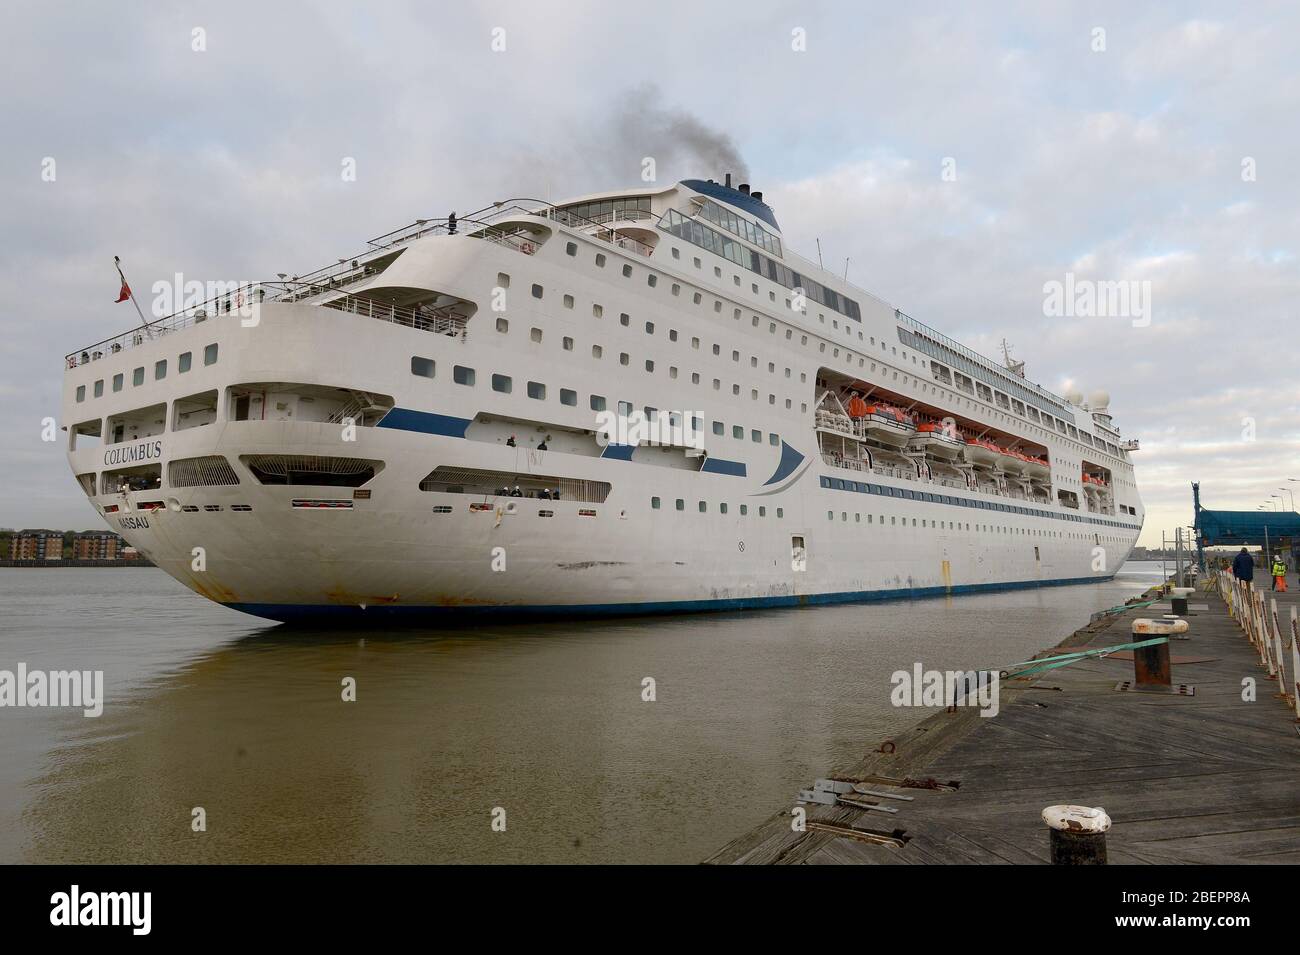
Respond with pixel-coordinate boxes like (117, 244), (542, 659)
(705, 578), (1300, 864)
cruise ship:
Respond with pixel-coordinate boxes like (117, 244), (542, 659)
(62, 175), (1143, 622)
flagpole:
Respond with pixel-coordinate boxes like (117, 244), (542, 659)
(114, 255), (152, 338)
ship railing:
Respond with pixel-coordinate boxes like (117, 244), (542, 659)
(483, 203), (656, 257)
(66, 283), (466, 366)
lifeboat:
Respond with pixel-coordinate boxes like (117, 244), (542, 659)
(1022, 454), (1050, 480)
(846, 395), (870, 418)
(907, 421), (965, 460)
(1082, 473), (1108, 487)
(856, 402), (916, 448)
(963, 437), (1002, 467)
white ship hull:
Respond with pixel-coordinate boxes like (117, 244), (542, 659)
(62, 180), (1142, 622)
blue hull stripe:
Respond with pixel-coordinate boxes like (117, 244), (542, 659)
(700, 456), (746, 477)
(763, 440), (805, 486)
(376, 407), (471, 438)
(226, 573), (1116, 624)
(599, 444), (635, 461)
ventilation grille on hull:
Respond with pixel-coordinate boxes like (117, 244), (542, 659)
(242, 454), (380, 488)
(168, 455), (241, 487)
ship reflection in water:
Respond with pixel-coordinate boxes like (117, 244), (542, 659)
(3, 565), (1164, 864)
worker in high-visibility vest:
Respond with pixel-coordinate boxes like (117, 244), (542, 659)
(1271, 555), (1288, 592)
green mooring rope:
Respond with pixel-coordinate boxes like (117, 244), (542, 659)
(1001, 636), (1170, 680)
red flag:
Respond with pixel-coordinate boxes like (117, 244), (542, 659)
(115, 279), (131, 303)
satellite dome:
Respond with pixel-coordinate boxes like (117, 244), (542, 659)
(1088, 390), (1111, 411)
(1065, 389), (1084, 406)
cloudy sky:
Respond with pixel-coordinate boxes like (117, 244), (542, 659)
(3, 1), (1297, 545)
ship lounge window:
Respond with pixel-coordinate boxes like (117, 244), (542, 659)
(712, 421), (723, 435)
(411, 356), (435, 378)
(204, 344), (218, 366)
(732, 425), (743, 439)
(590, 395), (606, 411)
(179, 352), (192, 373)
(560, 389), (576, 406)
(75, 385), (86, 402)
(453, 365), (475, 386)
(112, 373), (123, 392)
(527, 381), (545, 400)
(93, 379), (103, 397)
(133, 367), (144, 386)
(155, 360), (167, 380)
(492, 374), (512, 394)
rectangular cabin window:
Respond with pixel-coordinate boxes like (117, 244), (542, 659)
(76, 385), (85, 402)
(590, 395), (606, 411)
(155, 359), (167, 380)
(491, 374), (512, 394)
(133, 367), (144, 386)
(560, 388), (576, 406)
(203, 344), (218, 366)
(411, 356), (435, 378)
(179, 352), (192, 373)
(112, 373), (123, 392)
(527, 381), (545, 400)
(93, 379), (103, 397)
(453, 365), (475, 386)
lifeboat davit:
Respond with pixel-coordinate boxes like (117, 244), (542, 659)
(907, 422), (965, 460)
(856, 403), (916, 448)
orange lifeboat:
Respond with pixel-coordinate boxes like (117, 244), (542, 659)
(857, 402), (917, 447)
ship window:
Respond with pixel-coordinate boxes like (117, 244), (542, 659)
(76, 385), (85, 402)
(759, 506), (766, 517)
(453, 365), (475, 386)
(652, 496), (661, 508)
(593, 304), (603, 317)
(565, 242), (577, 256)
(732, 425), (743, 439)
(620, 313), (630, 326)
(595, 254), (605, 267)
(619, 353), (629, 366)
(112, 373), (123, 392)
(675, 499), (684, 511)
(698, 501), (707, 513)
(740, 504), (748, 515)
(93, 379), (103, 397)
(592, 345), (602, 358)
(618, 401), (632, 416)
(671, 247), (680, 259)
(492, 374), (512, 394)
(527, 381), (545, 400)
(647, 274), (657, 287)
(692, 373), (700, 384)
(530, 327), (542, 342)
(693, 292), (702, 304)
(132, 366), (144, 386)
(645, 322), (654, 334)
(671, 283), (680, 296)
(769, 433), (779, 445)
(560, 388), (576, 406)
(562, 336), (573, 350)
(712, 421), (723, 435)
(178, 351), (192, 373)
(497, 272), (510, 287)
(590, 395), (606, 411)
(622, 264), (632, 277)
(496, 317), (509, 333)
(204, 344), (218, 366)
(531, 284), (543, 298)
(563, 294), (574, 309)
(751, 430), (760, 443)
(645, 360), (654, 372)
(411, 356), (435, 378)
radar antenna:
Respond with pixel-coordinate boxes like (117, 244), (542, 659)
(1000, 338), (1026, 378)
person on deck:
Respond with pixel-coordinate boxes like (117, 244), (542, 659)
(1232, 547), (1255, 589)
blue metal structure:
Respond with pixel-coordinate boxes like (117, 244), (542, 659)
(1193, 482), (1300, 570)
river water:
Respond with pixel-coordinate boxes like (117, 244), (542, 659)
(0, 562), (1164, 863)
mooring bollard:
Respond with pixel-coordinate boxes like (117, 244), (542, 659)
(1042, 805), (1110, 864)
(1170, 586), (1194, 616)
(1131, 618), (1186, 686)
